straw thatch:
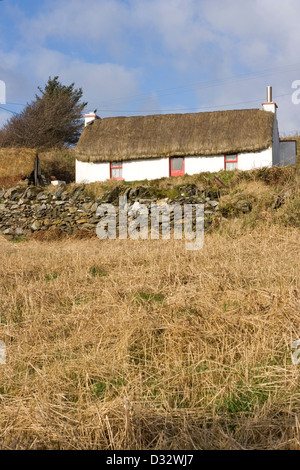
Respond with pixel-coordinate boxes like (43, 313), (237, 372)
(75, 109), (274, 163)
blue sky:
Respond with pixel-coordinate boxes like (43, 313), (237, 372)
(0, 0), (300, 135)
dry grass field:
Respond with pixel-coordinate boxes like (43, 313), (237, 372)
(0, 214), (299, 449)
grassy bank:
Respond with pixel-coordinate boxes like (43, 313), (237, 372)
(0, 148), (75, 188)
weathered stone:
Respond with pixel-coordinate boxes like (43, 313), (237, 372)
(76, 219), (88, 224)
(71, 186), (85, 200)
(179, 184), (199, 196)
(81, 223), (96, 229)
(106, 185), (122, 203)
(31, 221), (41, 231)
(37, 193), (48, 201)
(207, 200), (219, 208)
(272, 195), (284, 210)
(25, 187), (44, 199)
(235, 200), (252, 213)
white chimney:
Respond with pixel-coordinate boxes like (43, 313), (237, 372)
(262, 86), (277, 113)
(84, 111), (100, 127)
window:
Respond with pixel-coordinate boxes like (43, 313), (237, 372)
(110, 161), (123, 180)
(170, 157), (185, 176)
(224, 155), (238, 171)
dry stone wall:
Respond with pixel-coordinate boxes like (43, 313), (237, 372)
(0, 183), (251, 238)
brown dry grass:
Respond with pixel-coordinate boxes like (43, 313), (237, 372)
(0, 148), (75, 187)
(0, 148), (36, 187)
(0, 219), (299, 450)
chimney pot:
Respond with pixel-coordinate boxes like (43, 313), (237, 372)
(267, 86), (272, 103)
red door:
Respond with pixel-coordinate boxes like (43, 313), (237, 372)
(170, 157), (185, 177)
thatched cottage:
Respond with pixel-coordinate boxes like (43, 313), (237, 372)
(75, 87), (297, 183)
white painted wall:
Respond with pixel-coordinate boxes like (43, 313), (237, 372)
(238, 148), (273, 170)
(76, 159), (110, 183)
(123, 157), (169, 181)
(262, 103), (277, 114)
(76, 148), (274, 183)
(185, 155), (224, 174)
(261, 102), (280, 166)
(84, 112), (99, 127)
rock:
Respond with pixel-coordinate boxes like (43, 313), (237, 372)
(81, 223), (96, 230)
(235, 200), (252, 213)
(76, 219), (88, 224)
(207, 190), (219, 199)
(128, 201), (148, 216)
(106, 185), (122, 203)
(137, 198), (153, 205)
(272, 194), (284, 210)
(31, 221), (41, 231)
(137, 185), (152, 198)
(37, 193), (48, 201)
(25, 187), (44, 199)
(207, 200), (219, 209)
(178, 184), (198, 196)
(124, 187), (132, 199)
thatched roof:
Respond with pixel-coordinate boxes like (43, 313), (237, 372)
(75, 109), (274, 163)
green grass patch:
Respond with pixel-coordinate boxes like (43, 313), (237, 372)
(11, 236), (28, 243)
(89, 266), (108, 277)
(134, 291), (165, 304)
(45, 272), (59, 281)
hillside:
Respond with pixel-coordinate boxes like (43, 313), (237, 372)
(0, 148), (299, 450)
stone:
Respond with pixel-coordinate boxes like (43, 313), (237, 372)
(272, 195), (284, 210)
(178, 184), (198, 196)
(76, 219), (88, 224)
(81, 223), (97, 230)
(207, 200), (219, 208)
(31, 221), (41, 231)
(235, 200), (252, 213)
(36, 193), (48, 201)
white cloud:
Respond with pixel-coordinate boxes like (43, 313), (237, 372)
(0, 46), (141, 118)
(19, 0), (131, 57)
(0, 0), (299, 132)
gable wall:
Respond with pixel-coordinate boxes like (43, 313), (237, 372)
(271, 112), (281, 165)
